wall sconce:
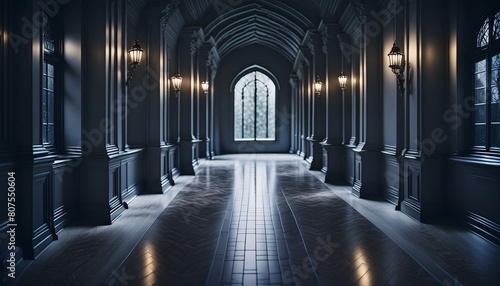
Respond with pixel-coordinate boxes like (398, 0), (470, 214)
(387, 42), (405, 94)
(338, 72), (347, 90)
(126, 37), (143, 86)
(201, 80), (209, 94)
(171, 73), (182, 94)
(314, 75), (322, 95)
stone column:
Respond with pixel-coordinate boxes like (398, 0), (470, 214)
(298, 49), (311, 160)
(177, 27), (202, 175)
(352, 13), (382, 199)
(79, 0), (130, 223)
(293, 52), (310, 159)
(207, 46), (219, 159)
(197, 44), (210, 159)
(143, 5), (176, 193)
(306, 31), (327, 171)
(289, 74), (299, 154)
(320, 24), (345, 184)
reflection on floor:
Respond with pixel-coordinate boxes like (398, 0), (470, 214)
(8, 154), (500, 286)
(218, 160), (289, 285)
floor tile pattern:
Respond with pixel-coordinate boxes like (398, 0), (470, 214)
(106, 163), (235, 285)
(219, 160), (287, 286)
(8, 154), (500, 286)
(310, 169), (500, 286)
(273, 175), (321, 286)
(9, 176), (193, 286)
(275, 159), (440, 285)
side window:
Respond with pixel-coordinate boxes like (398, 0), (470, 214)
(42, 13), (59, 147)
(472, 11), (500, 152)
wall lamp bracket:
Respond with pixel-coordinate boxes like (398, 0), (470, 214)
(171, 73), (182, 96)
(388, 42), (405, 95)
(314, 75), (322, 95)
(126, 37), (143, 87)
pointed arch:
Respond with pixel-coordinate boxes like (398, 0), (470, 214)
(472, 10), (500, 152)
(232, 66), (278, 141)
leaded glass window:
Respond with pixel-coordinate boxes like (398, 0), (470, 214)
(234, 71), (276, 141)
(43, 15), (55, 53)
(42, 13), (58, 146)
(494, 12), (500, 41)
(42, 62), (55, 144)
(473, 10), (500, 152)
(491, 54), (500, 148)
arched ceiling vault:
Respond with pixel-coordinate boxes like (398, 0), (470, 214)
(204, 3), (312, 62)
(134, 0), (349, 62)
(201, 0), (319, 63)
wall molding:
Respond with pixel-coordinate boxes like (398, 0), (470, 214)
(465, 211), (500, 246)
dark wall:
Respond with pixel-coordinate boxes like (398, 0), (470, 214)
(63, 0), (83, 153)
(214, 45), (293, 154)
(447, 159), (500, 244)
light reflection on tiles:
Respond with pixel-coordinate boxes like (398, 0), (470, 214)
(10, 154), (500, 286)
(220, 160), (285, 286)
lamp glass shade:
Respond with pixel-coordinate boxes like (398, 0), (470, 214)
(314, 75), (322, 94)
(338, 72), (347, 89)
(171, 73), (182, 91)
(201, 81), (209, 93)
(128, 38), (143, 66)
(387, 42), (404, 71)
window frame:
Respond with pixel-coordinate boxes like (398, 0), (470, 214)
(41, 12), (62, 153)
(471, 10), (500, 155)
(233, 69), (278, 142)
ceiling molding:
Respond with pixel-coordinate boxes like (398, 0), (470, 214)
(203, 3), (313, 63)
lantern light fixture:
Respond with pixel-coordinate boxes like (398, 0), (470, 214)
(126, 37), (143, 86)
(171, 73), (182, 92)
(387, 42), (405, 94)
(314, 75), (322, 95)
(201, 80), (209, 94)
(387, 0), (406, 95)
(338, 72), (347, 90)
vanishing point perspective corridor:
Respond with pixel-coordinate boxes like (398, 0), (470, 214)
(10, 155), (499, 285)
(3, 1), (500, 285)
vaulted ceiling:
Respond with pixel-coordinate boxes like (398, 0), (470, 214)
(202, 2), (315, 62)
(130, 0), (351, 62)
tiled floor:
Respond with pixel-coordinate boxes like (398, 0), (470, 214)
(5, 154), (500, 286)
(220, 160), (285, 285)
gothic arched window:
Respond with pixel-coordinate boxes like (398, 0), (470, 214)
(234, 71), (276, 141)
(472, 11), (500, 152)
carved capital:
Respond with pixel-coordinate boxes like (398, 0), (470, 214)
(321, 29), (328, 54)
(308, 41), (315, 56)
(207, 50), (213, 67)
(350, 0), (366, 23)
(160, 0), (181, 31)
(190, 31), (200, 55)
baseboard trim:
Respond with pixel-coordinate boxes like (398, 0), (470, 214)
(464, 211), (500, 246)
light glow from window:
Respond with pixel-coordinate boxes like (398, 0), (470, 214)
(234, 71), (276, 141)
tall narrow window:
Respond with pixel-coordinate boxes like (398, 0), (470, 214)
(42, 14), (58, 146)
(473, 11), (500, 152)
(42, 61), (55, 145)
(234, 71), (276, 141)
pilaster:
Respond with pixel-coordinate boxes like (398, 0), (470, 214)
(177, 27), (203, 174)
(80, 0), (128, 222)
(400, 0), (447, 221)
(319, 23), (346, 184)
(351, 4), (383, 198)
(305, 30), (326, 171)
